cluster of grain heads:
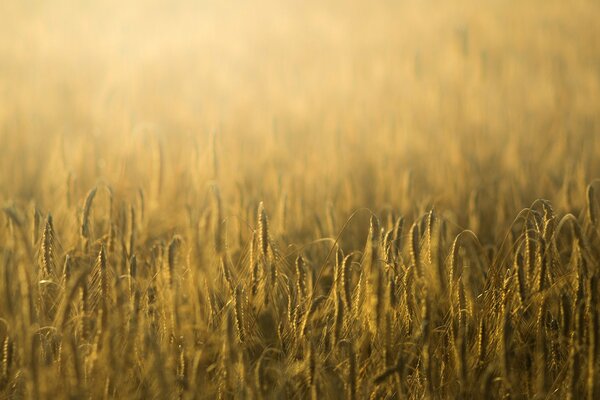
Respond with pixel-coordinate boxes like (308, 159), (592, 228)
(2, 182), (600, 398)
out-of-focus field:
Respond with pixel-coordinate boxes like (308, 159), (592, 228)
(0, 0), (600, 399)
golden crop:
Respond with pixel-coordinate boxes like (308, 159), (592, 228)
(1, 0), (599, 398)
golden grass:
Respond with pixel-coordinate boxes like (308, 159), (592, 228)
(1, 0), (600, 398)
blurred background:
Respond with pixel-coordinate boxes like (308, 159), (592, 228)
(1, 0), (599, 244)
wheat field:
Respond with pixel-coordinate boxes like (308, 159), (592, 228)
(1, 0), (600, 399)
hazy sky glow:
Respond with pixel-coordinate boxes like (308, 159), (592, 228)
(3, 0), (597, 136)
